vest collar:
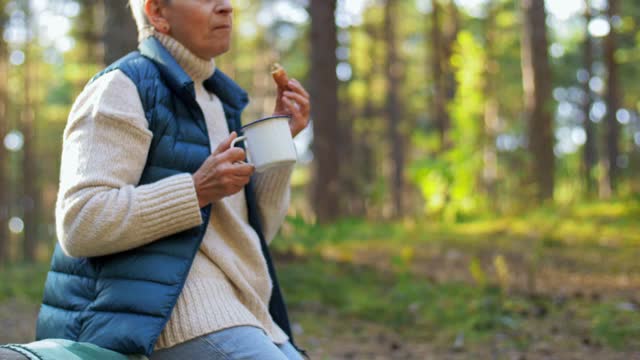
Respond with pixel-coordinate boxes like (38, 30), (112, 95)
(139, 36), (249, 113)
(204, 71), (249, 113)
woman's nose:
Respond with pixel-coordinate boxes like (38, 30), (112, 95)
(215, 1), (233, 15)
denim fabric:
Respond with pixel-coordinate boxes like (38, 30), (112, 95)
(149, 326), (303, 360)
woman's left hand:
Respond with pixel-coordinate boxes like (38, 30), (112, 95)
(273, 79), (310, 138)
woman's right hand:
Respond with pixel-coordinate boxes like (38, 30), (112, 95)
(192, 132), (255, 207)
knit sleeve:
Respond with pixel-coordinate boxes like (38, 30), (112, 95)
(251, 165), (294, 244)
(56, 70), (203, 258)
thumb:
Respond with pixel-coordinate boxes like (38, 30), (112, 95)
(213, 131), (237, 156)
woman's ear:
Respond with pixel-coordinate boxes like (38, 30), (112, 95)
(144, 0), (171, 33)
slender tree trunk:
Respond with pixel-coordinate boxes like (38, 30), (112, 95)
(310, 0), (340, 223)
(338, 93), (356, 215)
(443, 0), (460, 121)
(521, 0), (554, 201)
(104, 0), (137, 65)
(0, 10), (8, 265)
(631, 111), (640, 194)
(384, 0), (404, 218)
(77, 0), (104, 71)
(601, 0), (620, 198)
(483, 0), (499, 198)
(582, 0), (597, 196)
(248, 32), (274, 121)
(22, 2), (38, 262)
(354, 24), (378, 217)
(430, 0), (449, 151)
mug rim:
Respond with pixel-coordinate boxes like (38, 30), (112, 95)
(242, 115), (292, 130)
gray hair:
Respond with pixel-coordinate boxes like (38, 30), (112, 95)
(129, 0), (167, 40)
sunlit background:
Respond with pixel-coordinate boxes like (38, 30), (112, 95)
(0, 0), (639, 358)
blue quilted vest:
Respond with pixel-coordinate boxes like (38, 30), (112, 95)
(35, 37), (295, 356)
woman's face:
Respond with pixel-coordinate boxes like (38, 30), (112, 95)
(160, 0), (233, 59)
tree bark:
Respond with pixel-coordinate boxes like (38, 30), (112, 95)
(521, 0), (554, 201)
(0, 3), (9, 264)
(21, 2), (38, 262)
(601, 0), (620, 198)
(76, 0), (104, 69)
(104, 0), (137, 65)
(431, 0), (446, 149)
(353, 24), (378, 217)
(582, 0), (597, 196)
(310, 0), (341, 223)
(384, 0), (404, 218)
(483, 0), (499, 199)
(443, 0), (460, 124)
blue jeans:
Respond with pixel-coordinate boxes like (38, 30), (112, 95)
(149, 326), (304, 360)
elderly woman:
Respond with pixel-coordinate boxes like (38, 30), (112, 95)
(34, 0), (310, 359)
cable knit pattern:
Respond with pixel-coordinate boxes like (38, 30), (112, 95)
(152, 33), (292, 349)
(57, 32), (293, 351)
(56, 70), (203, 258)
(153, 32), (215, 82)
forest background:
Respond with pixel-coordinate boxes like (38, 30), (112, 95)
(0, 0), (639, 358)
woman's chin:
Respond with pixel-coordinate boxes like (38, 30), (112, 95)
(203, 43), (231, 59)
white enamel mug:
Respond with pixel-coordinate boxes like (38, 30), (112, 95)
(230, 115), (297, 173)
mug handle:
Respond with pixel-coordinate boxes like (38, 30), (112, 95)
(230, 135), (252, 165)
(230, 135), (247, 149)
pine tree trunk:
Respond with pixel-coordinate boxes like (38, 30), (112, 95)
(521, 0), (554, 201)
(582, 0), (597, 196)
(338, 94), (356, 215)
(385, 0), (404, 218)
(601, 0), (620, 198)
(310, 0), (341, 223)
(430, 0), (448, 151)
(104, 0), (137, 65)
(353, 23), (378, 217)
(22, 2), (38, 262)
(483, 0), (499, 199)
(0, 7), (8, 264)
(442, 0), (459, 126)
(76, 0), (104, 71)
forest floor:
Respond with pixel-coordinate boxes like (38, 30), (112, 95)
(1, 200), (639, 359)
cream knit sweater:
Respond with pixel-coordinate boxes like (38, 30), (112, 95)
(55, 33), (292, 350)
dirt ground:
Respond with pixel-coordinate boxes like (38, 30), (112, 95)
(0, 299), (38, 345)
(290, 306), (640, 360)
(1, 299), (638, 360)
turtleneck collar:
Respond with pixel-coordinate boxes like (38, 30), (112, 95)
(150, 30), (216, 84)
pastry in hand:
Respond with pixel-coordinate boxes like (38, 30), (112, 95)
(271, 63), (290, 90)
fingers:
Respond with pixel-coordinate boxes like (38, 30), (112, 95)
(229, 161), (255, 176)
(231, 174), (252, 186)
(212, 160), (253, 195)
(281, 80), (310, 138)
(283, 97), (303, 119)
(283, 79), (310, 119)
(213, 131), (237, 155)
(283, 91), (310, 109)
(222, 167), (253, 193)
(288, 79), (309, 99)
(216, 145), (255, 175)
(217, 147), (247, 164)
(220, 177), (250, 196)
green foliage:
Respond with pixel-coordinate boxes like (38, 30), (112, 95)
(590, 302), (640, 349)
(279, 258), (520, 343)
(469, 257), (487, 288)
(0, 263), (48, 303)
(274, 199), (640, 350)
(409, 30), (486, 222)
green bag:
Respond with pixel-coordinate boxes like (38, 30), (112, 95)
(1, 339), (147, 360)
